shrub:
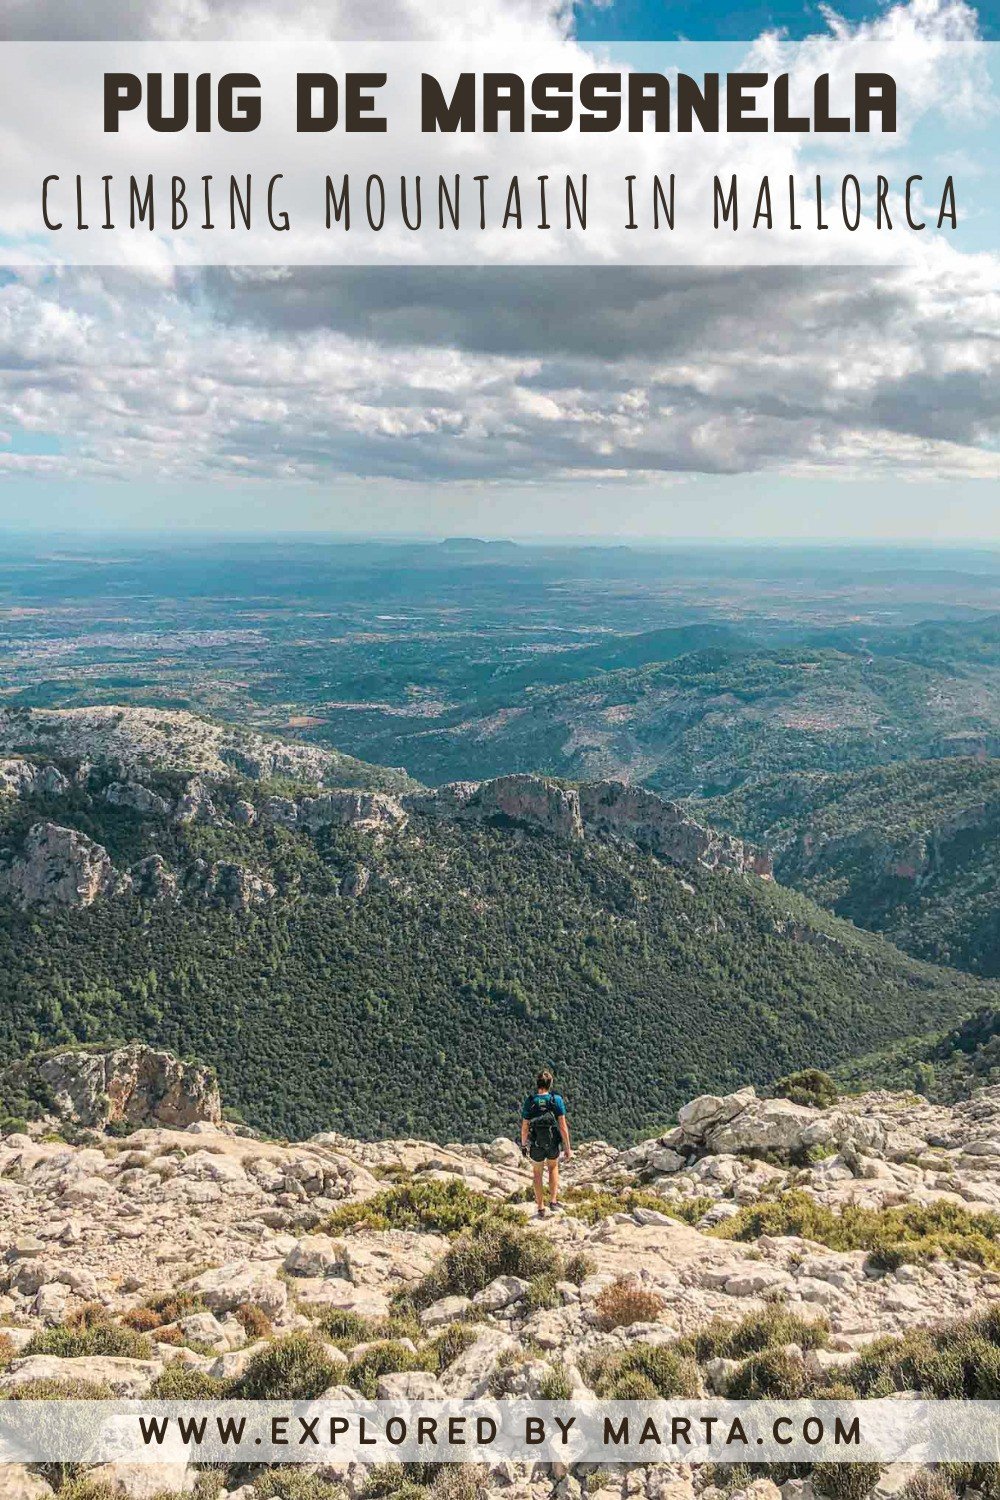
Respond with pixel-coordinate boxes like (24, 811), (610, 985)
(726, 1349), (809, 1399)
(412, 1221), (562, 1308)
(813, 1463), (883, 1500)
(0, 1333), (15, 1372)
(427, 1324), (479, 1373)
(772, 1069), (839, 1110)
(25, 1320), (153, 1360)
(0, 1378), (114, 1400)
(363, 1462), (437, 1498)
(120, 1307), (162, 1333)
(325, 1181), (517, 1236)
(598, 1370), (658, 1400)
(561, 1186), (682, 1225)
(230, 1332), (343, 1400)
(347, 1340), (433, 1400)
(255, 1469), (349, 1500)
(563, 1252), (596, 1285)
(235, 1303), (273, 1340)
(536, 1363), (574, 1400)
(317, 1306), (421, 1349)
(683, 1307), (829, 1362)
(899, 1475), (959, 1500)
(149, 1362), (230, 1399)
(525, 1273), (561, 1312)
(716, 1191), (1000, 1271)
(586, 1343), (700, 1399)
(592, 1277), (665, 1333)
(846, 1317), (1000, 1400)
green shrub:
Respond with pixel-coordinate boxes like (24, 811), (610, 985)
(347, 1340), (433, 1400)
(149, 1362), (230, 1399)
(846, 1319), (1000, 1400)
(813, 1463), (883, 1500)
(563, 1252), (596, 1285)
(772, 1069), (839, 1110)
(525, 1273), (561, 1312)
(716, 1191), (1000, 1271)
(363, 1462), (436, 1498)
(326, 1181), (517, 1236)
(586, 1342), (700, 1399)
(412, 1221), (562, 1308)
(25, 1321), (153, 1360)
(254, 1468), (348, 1500)
(230, 1333), (343, 1400)
(536, 1363), (574, 1400)
(726, 1349), (809, 1399)
(0, 1378), (114, 1401)
(683, 1307), (829, 1362)
(561, 1186), (681, 1225)
(426, 1324), (479, 1373)
(317, 1306), (421, 1349)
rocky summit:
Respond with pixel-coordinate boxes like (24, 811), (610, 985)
(3, 1048), (1000, 1500)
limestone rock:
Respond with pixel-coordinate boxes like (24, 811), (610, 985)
(103, 782), (170, 817)
(0, 822), (116, 909)
(0, 1044), (220, 1129)
(183, 1258), (289, 1319)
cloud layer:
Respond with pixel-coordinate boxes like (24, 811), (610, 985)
(0, 0), (995, 494)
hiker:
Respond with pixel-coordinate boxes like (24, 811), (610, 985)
(520, 1069), (572, 1217)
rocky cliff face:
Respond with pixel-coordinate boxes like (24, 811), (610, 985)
(0, 822), (118, 909)
(0, 1044), (220, 1130)
(1, 1056), (999, 1500)
(409, 775), (769, 876)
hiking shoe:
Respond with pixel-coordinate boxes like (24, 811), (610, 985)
(535, 1206), (548, 1219)
(549, 1201), (564, 1213)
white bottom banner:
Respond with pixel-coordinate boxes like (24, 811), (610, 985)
(0, 1401), (999, 1466)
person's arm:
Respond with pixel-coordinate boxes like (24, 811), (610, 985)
(520, 1103), (530, 1155)
(558, 1111), (572, 1159)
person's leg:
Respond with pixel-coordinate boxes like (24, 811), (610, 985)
(532, 1161), (545, 1211)
(548, 1157), (560, 1207)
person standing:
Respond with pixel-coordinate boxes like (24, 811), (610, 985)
(520, 1069), (572, 1217)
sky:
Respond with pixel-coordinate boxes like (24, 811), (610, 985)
(0, 0), (996, 541)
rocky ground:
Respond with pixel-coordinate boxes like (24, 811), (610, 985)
(3, 1049), (1000, 1500)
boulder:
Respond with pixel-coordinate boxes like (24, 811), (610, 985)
(0, 1355), (161, 1397)
(0, 822), (116, 909)
(0, 1468), (54, 1500)
(284, 1235), (350, 1279)
(183, 1259), (289, 1319)
(0, 1044), (221, 1130)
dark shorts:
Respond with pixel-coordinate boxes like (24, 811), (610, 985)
(529, 1144), (559, 1163)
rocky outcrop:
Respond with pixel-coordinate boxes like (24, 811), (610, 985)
(671, 1086), (887, 1161)
(0, 822), (117, 908)
(262, 789), (407, 835)
(0, 760), (70, 799)
(0, 1044), (221, 1129)
(579, 780), (772, 876)
(407, 774), (768, 875)
(103, 781), (170, 817)
(182, 860), (275, 911)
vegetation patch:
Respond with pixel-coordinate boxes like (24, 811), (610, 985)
(680, 1307), (830, 1362)
(771, 1068), (839, 1110)
(409, 1221), (563, 1309)
(584, 1342), (700, 1400)
(229, 1332), (344, 1401)
(714, 1191), (1000, 1270)
(325, 1180), (517, 1236)
(347, 1340), (434, 1400)
(591, 1276), (665, 1333)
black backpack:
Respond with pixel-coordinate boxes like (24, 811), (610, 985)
(528, 1095), (563, 1157)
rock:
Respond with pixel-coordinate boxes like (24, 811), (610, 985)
(473, 1276), (531, 1311)
(0, 1044), (221, 1130)
(437, 1328), (519, 1397)
(284, 1235), (350, 1278)
(578, 780), (772, 876)
(419, 1295), (473, 1329)
(409, 775), (583, 840)
(0, 822), (116, 908)
(182, 859), (275, 911)
(0, 1355), (161, 1396)
(375, 1370), (445, 1399)
(127, 855), (179, 902)
(103, 782), (171, 817)
(173, 778), (219, 825)
(85, 1466), (194, 1500)
(0, 1467), (54, 1500)
(0, 761), (70, 800)
(183, 1259), (289, 1319)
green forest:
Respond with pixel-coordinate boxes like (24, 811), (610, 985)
(0, 765), (991, 1143)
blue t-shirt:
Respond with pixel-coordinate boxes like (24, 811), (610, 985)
(522, 1092), (566, 1121)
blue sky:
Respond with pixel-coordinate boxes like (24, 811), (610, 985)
(0, 0), (995, 542)
(577, 0), (999, 39)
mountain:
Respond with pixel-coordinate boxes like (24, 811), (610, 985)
(0, 707), (990, 1145)
(698, 757), (1000, 975)
(336, 633), (1000, 794)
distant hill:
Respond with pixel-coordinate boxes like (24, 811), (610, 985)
(699, 758), (1000, 976)
(0, 710), (990, 1144)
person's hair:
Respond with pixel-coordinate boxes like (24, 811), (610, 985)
(536, 1069), (554, 1091)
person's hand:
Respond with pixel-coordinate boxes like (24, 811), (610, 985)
(563, 1146), (573, 1160)
(520, 1143), (529, 1158)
